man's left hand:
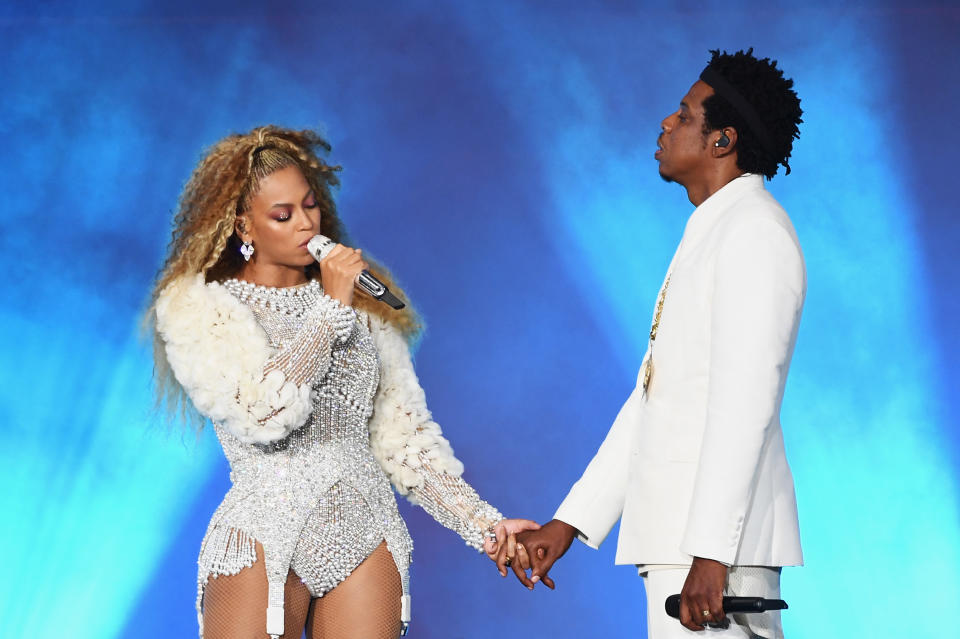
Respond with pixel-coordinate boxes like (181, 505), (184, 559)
(679, 556), (728, 631)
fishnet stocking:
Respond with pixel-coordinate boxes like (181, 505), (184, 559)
(307, 541), (402, 639)
(202, 542), (313, 639)
(202, 540), (402, 639)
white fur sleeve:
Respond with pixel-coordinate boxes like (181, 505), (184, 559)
(155, 274), (353, 444)
(367, 316), (503, 550)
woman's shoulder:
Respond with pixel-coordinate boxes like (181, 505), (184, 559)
(366, 310), (399, 344)
(366, 311), (418, 360)
(155, 273), (251, 336)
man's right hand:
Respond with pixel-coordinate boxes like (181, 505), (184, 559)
(510, 519), (578, 589)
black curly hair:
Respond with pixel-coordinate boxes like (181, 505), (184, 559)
(700, 48), (802, 179)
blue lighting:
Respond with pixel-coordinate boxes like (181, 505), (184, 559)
(1, 3), (956, 638)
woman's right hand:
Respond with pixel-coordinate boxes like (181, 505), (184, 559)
(320, 244), (368, 306)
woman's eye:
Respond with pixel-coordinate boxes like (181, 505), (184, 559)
(272, 212), (291, 221)
(305, 199), (318, 208)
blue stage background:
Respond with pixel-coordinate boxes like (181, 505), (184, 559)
(2, 1), (957, 637)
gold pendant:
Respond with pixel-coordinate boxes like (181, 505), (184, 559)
(642, 358), (653, 397)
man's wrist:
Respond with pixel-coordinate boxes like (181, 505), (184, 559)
(548, 518), (579, 542)
(693, 556), (731, 569)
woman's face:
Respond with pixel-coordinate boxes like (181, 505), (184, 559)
(237, 165), (320, 275)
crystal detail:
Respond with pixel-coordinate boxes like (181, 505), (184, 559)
(194, 277), (501, 638)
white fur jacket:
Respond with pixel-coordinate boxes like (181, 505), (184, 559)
(155, 273), (464, 495)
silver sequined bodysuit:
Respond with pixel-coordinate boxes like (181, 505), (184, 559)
(195, 279), (502, 638)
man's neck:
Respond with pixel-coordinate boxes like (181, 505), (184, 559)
(684, 166), (746, 207)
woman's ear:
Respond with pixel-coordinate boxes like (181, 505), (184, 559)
(235, 214), (250, 242)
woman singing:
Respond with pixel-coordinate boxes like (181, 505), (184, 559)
(148, 126), (535, 638)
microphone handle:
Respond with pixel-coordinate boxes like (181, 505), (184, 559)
(357, 271), (386, 297)
(723, 596), (787, 612)
(357, 271), (405, 309)
(664, 595), (788, 619)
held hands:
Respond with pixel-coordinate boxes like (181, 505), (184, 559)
(319, 244), (368, 306)
(486, 518), (550, 590)
(484, 518), (540, 572)
(679, 557), (729, 631)
(491, 518), (577, 591)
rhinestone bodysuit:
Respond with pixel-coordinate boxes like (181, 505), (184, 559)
(193, 278), (502, 638)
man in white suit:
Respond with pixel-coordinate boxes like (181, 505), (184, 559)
(504, 50), (805, 638)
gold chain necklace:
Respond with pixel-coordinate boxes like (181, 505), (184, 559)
(642, 274), (671, 397)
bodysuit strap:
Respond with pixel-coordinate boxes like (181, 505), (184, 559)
(264, 550), (289, 637)
(265, 577), (285, 637)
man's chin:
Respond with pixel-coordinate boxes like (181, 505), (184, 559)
(658, 166), (675, 184)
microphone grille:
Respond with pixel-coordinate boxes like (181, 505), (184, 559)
(307, 234), (335, 261)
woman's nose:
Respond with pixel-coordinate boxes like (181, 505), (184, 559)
(296, 208), (317, 230)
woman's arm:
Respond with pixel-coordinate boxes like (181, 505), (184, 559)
(366, 315), (507, 550)
(155, 274), (355, 444)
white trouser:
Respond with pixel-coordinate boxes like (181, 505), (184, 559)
(641, 567), (783, 639)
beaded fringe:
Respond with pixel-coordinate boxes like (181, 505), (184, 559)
(204, 526), (259, 575)
(196, 527), (260, 638)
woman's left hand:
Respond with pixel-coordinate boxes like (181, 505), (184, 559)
(484, 518), (541, 567)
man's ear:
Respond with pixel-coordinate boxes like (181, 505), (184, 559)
(712, 127), (738, 157)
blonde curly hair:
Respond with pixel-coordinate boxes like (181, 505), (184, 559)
(147, 125), (422, 425)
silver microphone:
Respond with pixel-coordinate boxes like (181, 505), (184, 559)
(306, 235), (405, 310)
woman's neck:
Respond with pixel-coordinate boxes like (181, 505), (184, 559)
(235, 262), (309, 288)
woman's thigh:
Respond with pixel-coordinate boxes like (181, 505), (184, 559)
(307, 541), (402, 639)
(202, 541), (313, 639)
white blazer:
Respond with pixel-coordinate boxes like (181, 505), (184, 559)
(554, 174), (805, 568)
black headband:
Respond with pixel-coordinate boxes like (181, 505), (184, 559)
(699, 66), (775, 156)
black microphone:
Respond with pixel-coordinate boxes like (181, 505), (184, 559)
(665, 595), (787, 619)
(307, 235), (405, 310)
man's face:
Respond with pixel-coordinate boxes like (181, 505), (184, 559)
(655, 80), (715, 185)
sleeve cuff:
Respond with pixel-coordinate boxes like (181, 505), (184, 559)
(553, 500), (613, 551)
(320, 294), (358, 344)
